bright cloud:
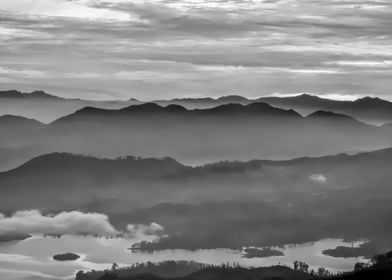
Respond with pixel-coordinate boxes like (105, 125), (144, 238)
(126, 223), (165, 239)
(0, 0), (133, 21)
(0, 210), (166, 241)
(0, 210), (119, 236)
(309, 174), (328, 184)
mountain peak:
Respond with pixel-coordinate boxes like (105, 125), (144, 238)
(9, 152), (186, 178)
(216, 95), (249, 102)
(307, 110), (353, 119)
(122, 102), (165, 112)
(306, 110), (368, 126)
(29, 90), (57, 98)
(0, 90), (59, 99)
(75, 106), (108, 115)
(206, 102), (301, 118)
(295, 93), (323, 100)
(0, 114), (44, 126)
(0, 90), (24, 97)
(355, 96), (390, 105)
(165, 104), (188, 112)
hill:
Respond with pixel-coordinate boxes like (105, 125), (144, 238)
(76, 265), (313, 280)
(155, 94), (392, 124)
(2, 90), (392, 124)
(1, 149), (392, 252)
(258, 94), (392, 125)
(2, 101), (389, 171)
(0, 90), (141, 123)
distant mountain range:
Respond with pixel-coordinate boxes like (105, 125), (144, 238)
(0, 90), (141, 123)
(155, 94), (392, 124)
(0, 90), (58, 99)
(54, 102), (302, 123)
(0, 100), (391, 171)
(2, 90), (392, 124)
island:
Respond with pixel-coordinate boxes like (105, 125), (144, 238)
(243, 247), (284, 258)
(53, 253), (80, 261)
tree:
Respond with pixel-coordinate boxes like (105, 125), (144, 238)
(98, 272), (118, 280)
(293, 261), (309, 273)
(387, 251), (392, 260)
(75, 271), (86, 280)
(371, 254), (389, 265)
(111, 263), (119, 271)
(293, 261), (299, 270)
(354, 262), (369, 272)
(299, 262), (309, 273)
(317, 267), (330, 277)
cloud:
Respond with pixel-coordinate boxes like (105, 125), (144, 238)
(0, 210), (166, 242)
(0, 210), (118, 236)
(1, 0), (392, 100)
(309, 174), (328, 184)
(271, 92), (362, 101)
(326, 60), (392, 69)
(0, 67), (46, 78)
(126, 222), (164, 239)
(0, 0), (134, 21)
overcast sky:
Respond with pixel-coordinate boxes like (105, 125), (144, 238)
(1, 0), (392, 100)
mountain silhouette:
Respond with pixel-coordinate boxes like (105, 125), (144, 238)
(2, 90), (392, 124)
(305, 110), (367, 127)
(0, 90), (60, 99)
(55, 102), (301, 123)
(155, 94), (392, 124)
(258, 94), (392, 124)
(0, 114), (44, 127)
(0, 100), (390, 171)
(0, 89), (141, 123)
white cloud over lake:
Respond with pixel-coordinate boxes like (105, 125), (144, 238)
(309, 174), (328, 184)
(0, 210), (119, 236)
(0, 209), (166, 241)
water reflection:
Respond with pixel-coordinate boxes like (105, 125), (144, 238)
(0, 235), (367, 280)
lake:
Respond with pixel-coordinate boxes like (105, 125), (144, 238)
(0, 235), (367, 280)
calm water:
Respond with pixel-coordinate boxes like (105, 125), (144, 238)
(0, 235), (367, 280)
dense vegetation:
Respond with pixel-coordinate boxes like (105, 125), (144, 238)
(75, 250), (392, 280)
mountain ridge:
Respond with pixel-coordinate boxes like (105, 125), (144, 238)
(0, 90), (61, 99)
(2, 89), (392, 124)
(52, 102), (303, 124)
(3, 146), (392, 174)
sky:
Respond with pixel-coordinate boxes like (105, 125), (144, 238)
(1, 0), (392, 100)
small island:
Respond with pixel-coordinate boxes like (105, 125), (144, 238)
(53, 253), (80, 261)
(243, 247), (284, 258)
(322, 243), (375, 259)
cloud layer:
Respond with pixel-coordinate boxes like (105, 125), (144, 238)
(126, 223), (165, 239)
(0, 210), (119, 236)
(0, 209), (166, 242)
(1, 0), (392, 100)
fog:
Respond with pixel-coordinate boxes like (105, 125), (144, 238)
(0, 148), (391, 257)
(0, 210), (118, 236)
